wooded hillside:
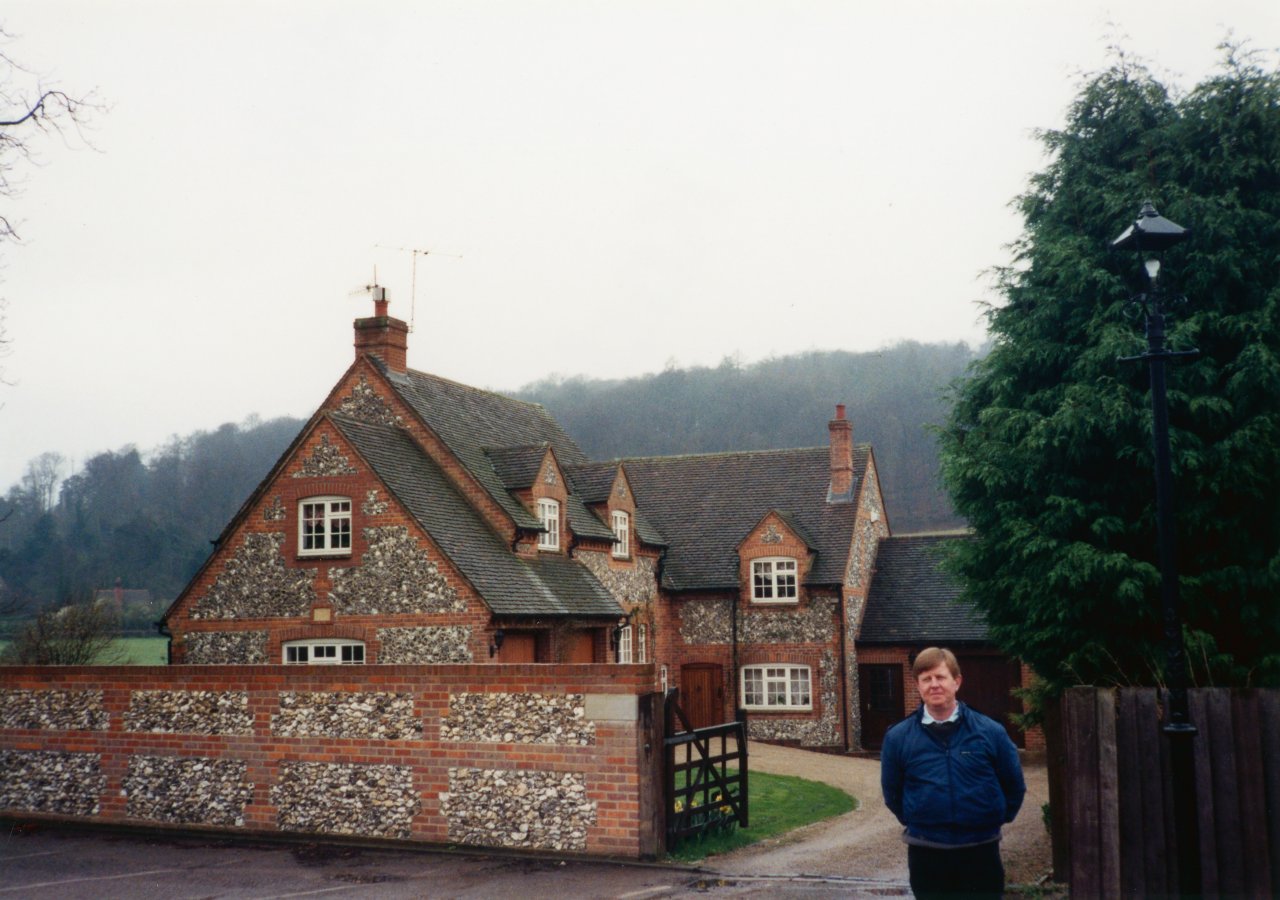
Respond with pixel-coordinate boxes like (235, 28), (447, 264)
(0, 342), (975, 613)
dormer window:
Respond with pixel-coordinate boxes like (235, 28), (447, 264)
(299, 497), (352, 556)
(612, 511), (630, 558)
(752, 557), (798, 603)
(537, 498), (560, 551)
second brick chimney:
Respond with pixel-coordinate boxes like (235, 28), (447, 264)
(353, 286), (409, 373)
(828, 403), (854, 503)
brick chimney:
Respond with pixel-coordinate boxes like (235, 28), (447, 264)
(353, 286), (409, 373)
(828, 403), (854, 503)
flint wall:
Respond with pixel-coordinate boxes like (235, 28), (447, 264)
(0, 663), (660, 858)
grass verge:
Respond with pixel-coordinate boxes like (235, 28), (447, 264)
(667, 769), (855, 862)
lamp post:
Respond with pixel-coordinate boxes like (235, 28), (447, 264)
(1112, 200), (1200, 895)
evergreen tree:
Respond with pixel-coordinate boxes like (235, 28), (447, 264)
(939, 47), (1280, 693)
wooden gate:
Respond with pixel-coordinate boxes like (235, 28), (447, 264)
(663, 688), (747, 851)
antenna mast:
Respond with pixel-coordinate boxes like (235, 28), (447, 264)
(374, 245), (462, 332)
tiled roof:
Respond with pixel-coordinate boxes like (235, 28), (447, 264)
(564, 463), (668, 547)
(384, 367), (589, 530)
(622, 447), (868, 590)
(565, 462), (616, 503)
(565, 493), (617, 542)
(331, 414), (622, 618)
(858, 533), (988, 644)
(486, 445), (549, 490)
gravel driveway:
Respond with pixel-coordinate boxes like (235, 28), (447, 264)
(703, 742), (1053, 891)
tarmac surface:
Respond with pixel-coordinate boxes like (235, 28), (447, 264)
(0, 742), (1054, 898)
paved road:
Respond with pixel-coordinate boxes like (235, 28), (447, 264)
(1, 743), (1052, 898)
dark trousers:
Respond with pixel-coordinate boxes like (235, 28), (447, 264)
(907, 841), (1005, 899)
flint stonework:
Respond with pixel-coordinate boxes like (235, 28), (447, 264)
(329, 526), (461, 615)
(291, 433), (358, 478)
(440, 768), (597, 851)
(125, 691), (252, 735)
(183, 629), (269, 664)
(377, 625), (473, 663)
(678, 595), (837, 645)
(124, 756), (253, 826)
(272, 761), (419, 839)
(846, 462), (888, 589)
(337, 375), (403, 427)
(0, 689), (108, 731)
(190, 532), (316, 619)
(271, 691), (422, 740)
(441, 692), (595, 745)
(576, 551), (658, 605)
(0, 750), (103, 816)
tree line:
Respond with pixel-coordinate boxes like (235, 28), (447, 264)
(0, 342), (976, 618)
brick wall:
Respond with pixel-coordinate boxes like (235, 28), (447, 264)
(0, 663), (661, 858)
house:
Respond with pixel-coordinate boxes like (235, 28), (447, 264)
(163, 290), (1030, 751)
(856, 533), (1040, 750)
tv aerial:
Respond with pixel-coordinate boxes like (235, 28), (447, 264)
(374, 245), (462, 332)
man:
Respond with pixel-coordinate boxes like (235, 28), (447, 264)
(880, 647), (1025, 899)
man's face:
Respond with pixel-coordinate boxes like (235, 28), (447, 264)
(916, 661), (961, 717)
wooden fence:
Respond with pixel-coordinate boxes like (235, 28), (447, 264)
(1054, 687), (1280, 898)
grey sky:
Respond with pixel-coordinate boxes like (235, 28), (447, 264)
(2, 1), (1277, 491)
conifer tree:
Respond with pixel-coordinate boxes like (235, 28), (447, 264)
(939, 46), (1280, 693)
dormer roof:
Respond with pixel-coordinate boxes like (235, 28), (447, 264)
(376, 363), (588, 531)
(331, 413), (622, 618)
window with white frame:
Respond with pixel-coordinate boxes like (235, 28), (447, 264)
(616, 625), (633, 663)
(752, 557), (798, 602)
(299, 497), (352, 556)
(637, 624), (647, 663)
(741, 664), (812, 710)
(537, 498), (560, 550)
(282, 639), (365, 665)
(612, 510), (630, 558)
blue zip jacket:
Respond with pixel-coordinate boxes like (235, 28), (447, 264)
(880, 702), (1026, 845)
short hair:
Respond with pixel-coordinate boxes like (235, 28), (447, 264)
(913, 647), (961, 679)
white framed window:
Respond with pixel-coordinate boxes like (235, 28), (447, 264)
(637, 624), (647, 664)
(283, 638), (365, 665)
(299, 497), (352, 556)
(741, 664), (812, 710)
(617, 625), (633, 663)
(612, 510), (630, 558)
(537, 498), (560, 550)
(752, 557), (798, 602)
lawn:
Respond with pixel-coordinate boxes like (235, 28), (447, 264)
(668, 769), (855, 862)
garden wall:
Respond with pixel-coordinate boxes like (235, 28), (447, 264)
(0, 663), (662, 858)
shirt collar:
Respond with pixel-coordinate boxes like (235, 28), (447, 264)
(921, 704), (960, 725)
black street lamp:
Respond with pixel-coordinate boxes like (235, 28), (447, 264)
(1112, 200), (1200, 895)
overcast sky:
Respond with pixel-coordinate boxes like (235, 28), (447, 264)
(2, 1), (1277, 491)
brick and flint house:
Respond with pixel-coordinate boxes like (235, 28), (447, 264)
(163, 290), (1031, 751)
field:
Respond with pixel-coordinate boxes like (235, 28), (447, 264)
(0, 636), (170, 665)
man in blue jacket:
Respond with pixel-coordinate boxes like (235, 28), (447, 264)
(880, 647), (1025, 899)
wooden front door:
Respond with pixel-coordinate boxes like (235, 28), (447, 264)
(957, 655), (1024, 748)
(566, 630), (595, 663)
(858, 663), (904, 750)
(680, 663), (724, 730)
(500, 632), (537, 663)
